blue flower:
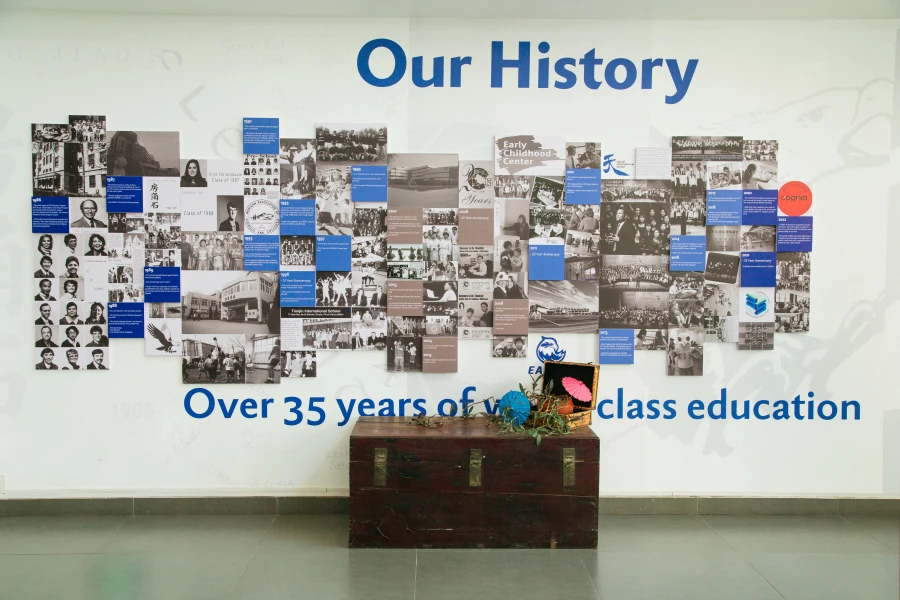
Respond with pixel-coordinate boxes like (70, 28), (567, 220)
(498, 390), (530, 427)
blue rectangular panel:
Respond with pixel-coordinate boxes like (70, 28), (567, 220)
(108, 302), (144, 338)
(528, 243), (564, 280)
(144, 266), (180, 302)
(706, 190), (742, 226)
(742, 190), (778, 225)
(315, 235), (352, 271)
(669, 235), (706, 271)
(242, 117), (280, 154)
(351, 165), (388, 202)
(740, 252), (777, 287)
(776, 216), (813, 252)
(599, 328), (635, 364)
(105, 176), (143, 212)
(31, 196), (69, 233)
(243, 235), (280, 271)
(280, 199), (316, 235)
(280, 271), (316, 307)
(565, 168), (601, 205)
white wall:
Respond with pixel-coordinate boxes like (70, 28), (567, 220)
(0, 11), (898, 498)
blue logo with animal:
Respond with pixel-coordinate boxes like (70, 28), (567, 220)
(535, 336), (566, 363)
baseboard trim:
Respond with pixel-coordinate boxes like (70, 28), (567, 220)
(0, 496), (897, 517)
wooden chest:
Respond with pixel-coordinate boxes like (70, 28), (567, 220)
(348, 416), (599, 548)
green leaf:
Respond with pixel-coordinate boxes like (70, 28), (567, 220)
(536, 434), (542, 446)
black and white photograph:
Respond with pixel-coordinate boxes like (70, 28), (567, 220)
(107, 131), (179, 177)
(216, 195), (244, 232)
(423, 259), (456, 282)
(32, 123), (71, 143)
(69, 115), (105, 142)
(387, 262), (422, 280)
(59, 278), (84, 301)
(565, 142), (602, 169)
(182, 232), (243, 270)
(494, 175), (533, 199)
(457, 295), (492, 340)
(243, 154), (280, 198)
(423, 280), (458, 310)
(601, 179), (673, 203)
(565, 254), (599, 281)
(59, 324), (84, 348)
(740, 225), (776, 252)
(316, 165), (353, 235)
(776, 253), (810, 331)
(529, 176), (564, 209)
(316, 271), (352, 307)
(458, 160), (494, 207)
(599, 290), (668, 331)
(672, 136), (743, 161)
(672, 161), (706, 199)
(738, 322), (775, 350)
(35, 347), (61, 370)
(668, 272), (705, 299)
(743, 140), (778, 162)
(281, 351), (317, 377)
(144, 248), (178, 268)
(669, 296), (704, 328)
(181, 271), (279, 334)
(493, 270), (528, 301)
(34, 249), (56, 279)
(425, 314), (457, 337)
(703, 282), (739, 343)
(146, 303), (182, 356)
(34, 276), (58, 302)
(669, 197), (706, 234)
(63, 141), (108, 197)
(599, 255), (671, 290)
(529, 205), (565, 239)
(351, 264), (388, 306)
(316, 124), (387, 165)
(180, 159), (208, 188)
(742, 160), (778, 190)
(498, 197), (529, 240)
(32, 142), (68, 196)
(388, 244), (423, 262)
(387, 316), (423, 371)
(279, 138), (316, 199)
(108, 212), (127, 234)
(492, 335), (528, 358)
(144, 212), (181, 250)
(301, 318), (353, 350)
(423, 226), (457, 262)
(353, 203), (387, 237)
(424, 208), (457, 225)
(707, 226), (740, 252)
(280, 236), (315, 268)
(565, 230), (600, 258)
(564, 205), (600, 234)
(458, 245), (494, 280)
(494, 237), (527, 288)
(707, 161), (743, 190)
(351, 306), (387, 350)
(34, 301), (58, 326)
(58, 348), (85, 370)
(599, 202), (671, 255)
(634, 328), (668, 351)
(387, 153), (459, 208)
(666, 327), (704, 376)
(705, 251), (741, 284)
(35, 324), (59, 348)
(529, 280), (600, 333)
(69, 197), (108, 230)
(181, 333), (249, 384)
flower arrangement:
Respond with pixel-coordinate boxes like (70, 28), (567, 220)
(408, 375), (573, 445)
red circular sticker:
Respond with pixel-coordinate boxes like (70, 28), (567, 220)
(778, 181), (812, 216)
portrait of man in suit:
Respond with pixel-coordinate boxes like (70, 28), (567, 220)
(36, 348), (58, 370)
(218, 199), (242, 232)
(610, 207), (637, 255)
(35, 278), (56, 301)
(35, 256), (54, 278)
(70, 199), (107, 229)
(87, 349), (107, 370)
(35, 303), (54, 325)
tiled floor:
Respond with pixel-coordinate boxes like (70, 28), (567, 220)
(0, 513), (897, 599)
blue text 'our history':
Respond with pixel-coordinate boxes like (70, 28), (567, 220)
(357, 39), (700, 104)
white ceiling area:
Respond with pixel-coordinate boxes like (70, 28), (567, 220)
(1, 0), (899, 19)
